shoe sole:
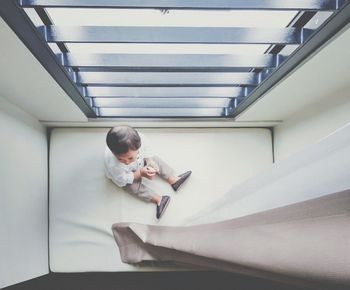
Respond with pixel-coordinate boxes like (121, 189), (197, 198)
(158, 197), (170, 219)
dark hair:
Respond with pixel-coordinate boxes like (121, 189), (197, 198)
(106, 125), (141, 155)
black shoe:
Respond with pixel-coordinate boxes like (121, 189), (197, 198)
(171, 170), (192, 191)
(156, 196), (171, 219)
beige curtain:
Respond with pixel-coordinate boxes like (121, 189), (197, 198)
(112, 189), (350, 286)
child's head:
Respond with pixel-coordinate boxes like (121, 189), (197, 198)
(106, 125), (141, 164)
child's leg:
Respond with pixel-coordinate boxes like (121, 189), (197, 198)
(123, 180), (171, 219)
(149, 156), (174, 179)
(123, 180), (161, 204)
(149, 156), (179, 185)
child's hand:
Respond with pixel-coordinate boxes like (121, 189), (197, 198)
(141, 166), (157, 180)
(145, 158), (160, 173)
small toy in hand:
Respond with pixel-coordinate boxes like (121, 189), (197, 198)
(146, 166), (157, 173)
(146, 160), (160, 173)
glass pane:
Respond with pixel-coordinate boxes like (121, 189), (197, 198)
(23, 8), (44, 27)
(304, 11), (333, 29)
(46, 8), (297, 27)
(77, 72), (258, 86)
(87, 87), (244, 98)
(66, 43), (270, 54)
(94, 97), (231, 108)
(98, 107), (224, 117)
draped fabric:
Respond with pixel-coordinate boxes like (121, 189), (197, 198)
(112, 189), (350, 286)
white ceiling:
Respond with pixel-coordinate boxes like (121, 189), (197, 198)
(0, 16), (349, 124)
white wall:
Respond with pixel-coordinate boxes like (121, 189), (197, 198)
(0, 97), (49, 288)
(237, 25), (350, 123)
(273, 86), (350, 161)
(0, 18), (87, 123)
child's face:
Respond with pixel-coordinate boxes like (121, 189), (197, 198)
(115, 149), (138, 165)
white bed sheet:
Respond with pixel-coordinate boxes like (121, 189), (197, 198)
(187, 123), (350, 225)
(49, 128), (272, 272)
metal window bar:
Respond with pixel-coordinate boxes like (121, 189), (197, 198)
(41, 26), (312, 45)
(19, 0), (344, 11)
(59, 53), (285, 72)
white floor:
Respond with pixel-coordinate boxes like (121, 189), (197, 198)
(49, 128), (273, 272)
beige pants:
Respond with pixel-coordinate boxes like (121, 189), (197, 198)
(123, 155), (174, 202)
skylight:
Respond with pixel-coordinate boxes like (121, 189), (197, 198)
(2, 0), (349, 119)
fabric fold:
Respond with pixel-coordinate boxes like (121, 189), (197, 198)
(112, 189), (350, 285)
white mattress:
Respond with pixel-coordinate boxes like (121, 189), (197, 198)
(49, 128), (272, 272)
(187, 123), (350, 225)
